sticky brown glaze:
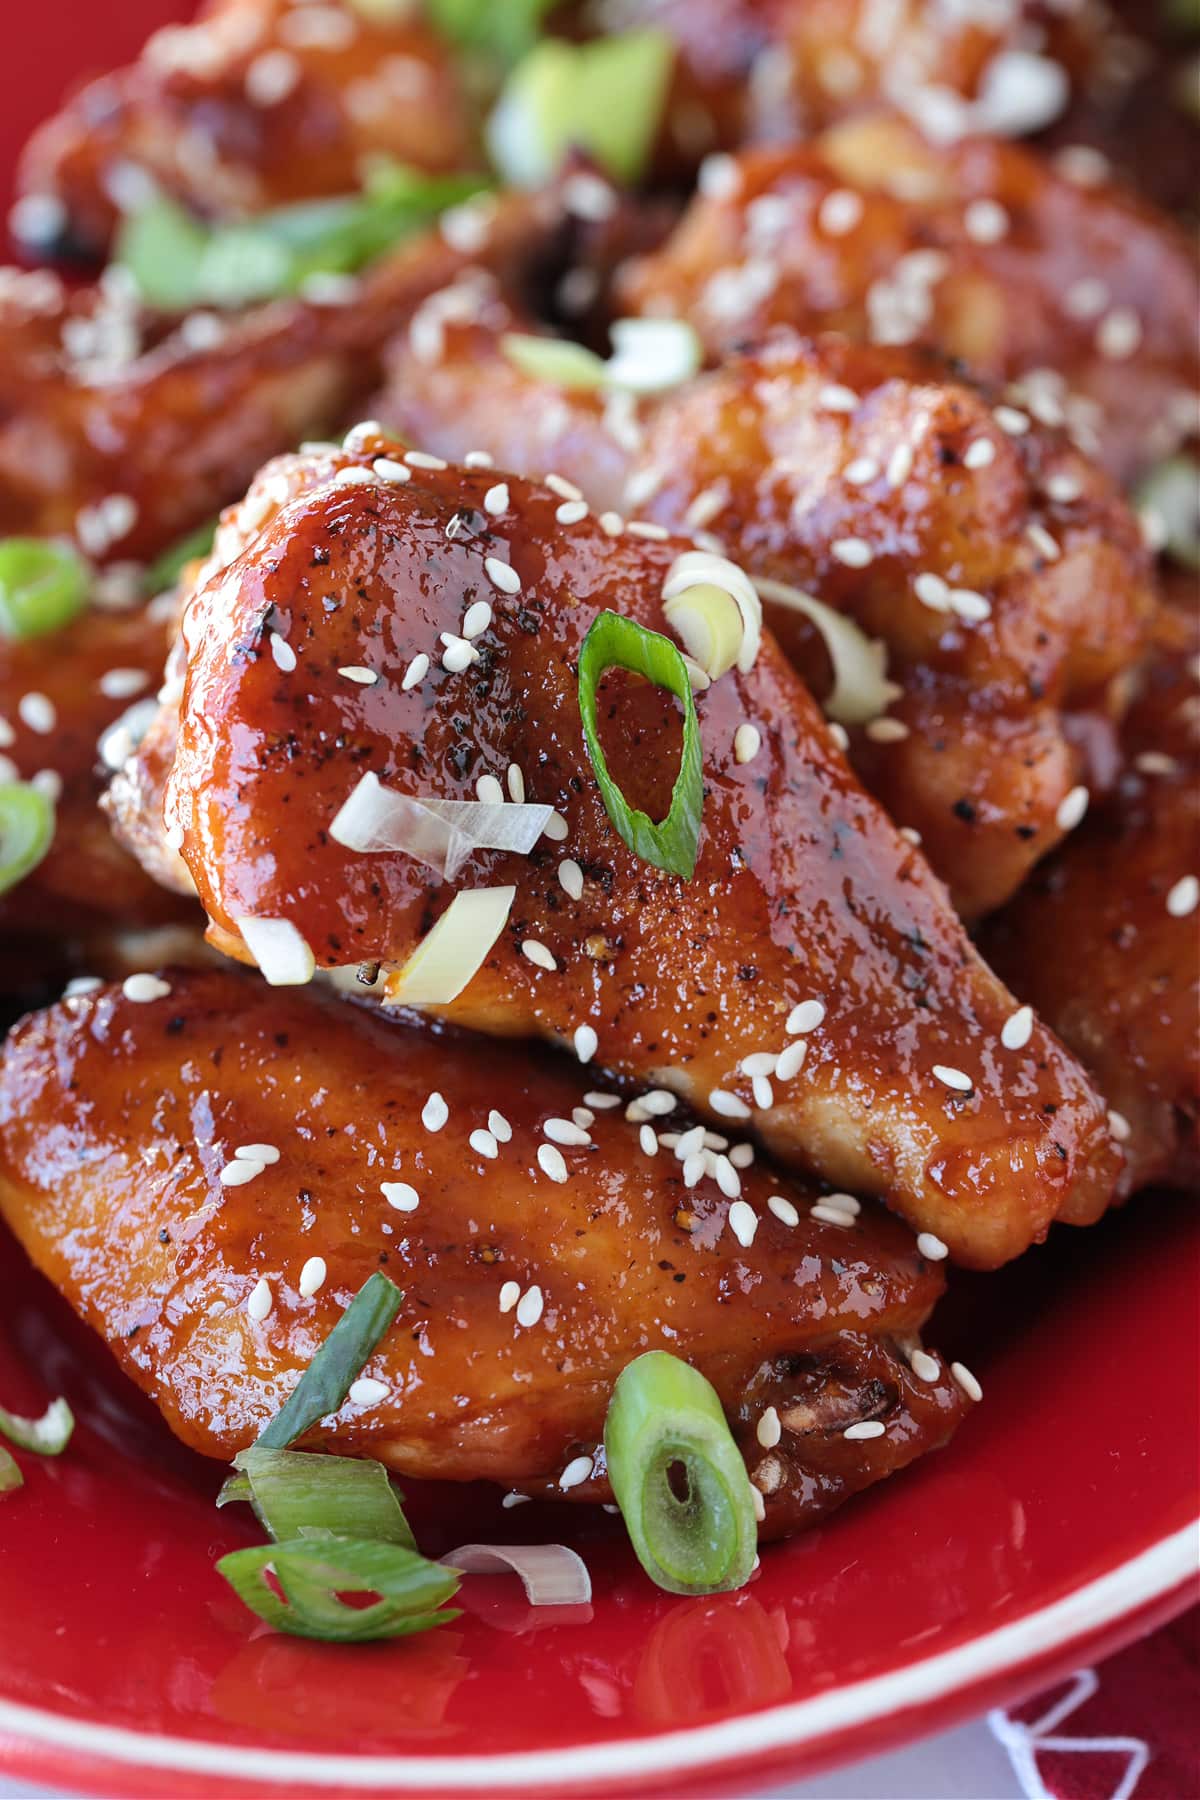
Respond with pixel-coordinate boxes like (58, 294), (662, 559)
(982, 626), (1200, 1199)
(0, 600), (193, 942)
(13, 0), (477, 261)
(632, 331), (1158, 918)
(616, 118), (1200, 489)
(119, 434), (1122, 1266)
(0, 966), (968, 1538)
(0, 192), (554, 558)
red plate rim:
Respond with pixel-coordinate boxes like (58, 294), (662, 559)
(2, 1523), (1195, 1796)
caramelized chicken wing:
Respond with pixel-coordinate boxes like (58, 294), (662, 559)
(617, 119), (1200, 488)
(982, 633), (1200, 1196)
(115, 435), (1121, 1265)
(0, 965), (969, 1535)
(13, 0), (476, 261)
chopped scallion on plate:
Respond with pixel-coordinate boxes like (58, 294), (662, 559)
(0, 783), (56, 899)
(487, 31), (674, 188)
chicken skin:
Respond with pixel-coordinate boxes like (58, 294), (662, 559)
(617, 118), (1200, 488)
(12, 0), (477, 262)
(113, 434), (1121, 1266)
(0, 965), (969, 1534)
(983, 633), (1200, 1197)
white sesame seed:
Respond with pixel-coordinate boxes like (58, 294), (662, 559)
(811, 1202), (855, 1227)
(404, 450), (448, 471)
(914, 572), (951, 611)
(441, 637), (476, 673)
(843, 1420), (885, 1441)
(559, 859), (584, 900)
(1055, 144), (1111, 187)
(247, 1278), (273, 1321)
(537, 1144), (568, 1183)
(714, 1154), (741, 1198)
(1045, 471), (1084, 504)
(831, 536), (873, 567)
(381, 1181), (419, 1212)
(910, 1349), (940, 1382)
(948, 588), (992, 623)
(740, 1052), (778, 1078)
(1134, 752), (1179, 777)
(571, 1023), (598, 1065)
(372, 457), (410, 484)
(522, 938), (556, 971)
(484, 556), (521, 595)
(574, 1108), (595, 1130)
(1096, 307), (1142, 361)
(641, 1090), (678, 1118)
(1055, 785), (1090, 832)
(501, 1490), (531, 1508)
(488, 1109), (513, 1142)
(401, 652), (429, 690)
(756, 1406), (782, 1448)
(727, 1199), (758, 1246)
(963, 437), (996, 470)
(555, 500), (589, 526)
(545, 1117), (591, 1147)
(709, 1088), (751, 1120)
(506, 763), (526, 803)
(964, 198), (1009, 244)
(917, 1232), (949, 1261)
(541, 811), (569, 843)
(1108, 1109), (1132, 1142)
(516, 1284), (545, 1326)
(774, 1039), (808, 1082)
(767, 1195), (799, 1227)
(559, 1454), (594, 1490)
(236, 1144), (280, 1164)
(1027, 523), (1060, 562)
(933, 1064), (974, 1093)
(674, 1125), (705, 1160)
(122, 973), (170, 1003)
(220, 1159), (266, 1187)
(886, 443), (914, 489)
(422, 1091), (449, 1132)
(63, 976), (103, 998)
(349, 1377), (389, 1407)
(899, 826), (922, 846)
(844, 457), (880, 486)
(733, 722), (762, 765)
(1001, 1005), (1034, 1051)
(866, 717), (909, 743)
(786, 999), (825, 1035)
(950, 1362), (983, 1403)
(1166, 875), (1199, 918)
(476, 774), (504, 804)
(729, 1143), (754, 1169)
(584, 1091), (620, 1110)
(818, 187), (864, 236)
(639, 1123), (658, 1156)
(462, 600), (492, 639)
(98, 667), (150, 699)
(17, 692), (55, 734)
(751, 1486), (766, 1523)
(818, 384), (859, 413)
(499, 1280), (520, 1313)
(627, 521), (670, 542)
(297, 1256), (327, 1299)
(598, 510), (625, 536)
(682, 1153), (706, 1188)
(994, 406), (1030, 436)
(338, 665), (378, 685)
(483, 483), (510, 516)
(469, 1128), (499, 1160)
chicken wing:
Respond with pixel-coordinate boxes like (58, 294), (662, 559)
(12, 0), (477, 262)
(0, 965), (969, 1537)
(616, 118), (1200, 488)
(112, 434), (1120, 1265)
(982, 624), (1200, 1196)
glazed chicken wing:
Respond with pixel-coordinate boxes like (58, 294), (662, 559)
(616, 118), (1200, 488)
(113, 434), (1120, 1266)
(0, 965), (969, 1536)
(13, 0), (477, 262)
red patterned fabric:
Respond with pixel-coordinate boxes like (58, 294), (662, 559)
(989, 1608), (1199, 1800)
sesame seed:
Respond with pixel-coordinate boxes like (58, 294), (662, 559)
(98, 667), (150, 699)
(1108, 1109), (1132, 1142)
(338, 665), (378, 685)
(584, 1092), (620, 1109)
(963, 437), (996, 470)
(641, 1090), (677, 1117)
(866, 717), (909, 743)
(1056, 785), (1090, 832)
(933, 1064), (973, 1093)
(542, 811), (569, 841)
(598, 511), (625, 536)
(545, 1117), (591, 1147)
(786, 999), (825, 1034)
(122, 973), (170, 1003)
(1055, 144), (1111, 187)
(774, 1040), (808, 1082)
(422, 1091), (448, 1132)
(756, 1406), (782, 1448)
(505, 764), (526, 804)
(559, 859), (584, 901)
(401, 653), (429, 690)
(917, 1232), (949, 1261)
(843, 1420), (885, 1441)
(574, 1107), (595, 1129)
(333, 466), (380, 490)
(559, 1454), (594, 1490)
(963, 198), (1009, 244)
(698, 153), (739, 200)
(556, 499), (589, 525)
(441, 637), (476, 673)
(404, 450), (447, 471)
(483, 483), (509, 515)
(488, 1109), (513, 1142)
(910, 1349), (940, 1383)
(714, 1154), (741, 1198)
(627, 521), (670, 542)
(674, 1125), (705, 1160)
(499, 1280), (520, 1313)
(709, 1088), (751, 1120)
(348, 1377), (389, 1407)
(501, 1491), (531, 1508)
(1096, 307), (1142, 361)
(63, 976), (103, 998)
(818, 384), (859, 413)
(886, 443), (914, 489)
(469, 1129), (498, 1160)
(831, 536), (873, 567)
(751, 1486), (766, 1523)
(950, 1362), (983, 1403)
(220, 1159), (266, 1187)
(543, 474), (583, 503)
(462, 600), (492, 639)
(1001, 1006), (1034, 1051)
(522, 938), (556, 971)
(17, 692), (55, 734)
(948, 587), (992, 623)
(537, 1144), (568, 1183)
(247, 1279), (273, 1321)
(733, 722), (761, 765)
(236, 1144), (280, 1164)
(298, 1256), (327, 1299)
(484, 556), (521, 594)
(740, 1051), (778, 1078)
(516, 1285), (545, 1326)
(1134, 752), (1179, 777)
(476, 774), (504, 803)
(372, 457), (410, 484)
(381, 1181), (419, 1211)
(682, 1153), (706, 1188)
(639, 1123), (658, 1156)
(768, 1195), (799, 1227)
(464, 451), (494, 468)
(729, 1143), (754, 1169)
(1027, 523), (1060, 562)
(727, 1200), (758, 1246)
(1045, 472), (1084, 504)
(810, 1202), (854, 1227)
(818, 187), (864, 236)
(914, 572), (951, 611)
(844, 457), (879, 487)
(573, 1023), (598, 1064)
(994, 406), (1030, 436)
(1166, 875), (1198, 918)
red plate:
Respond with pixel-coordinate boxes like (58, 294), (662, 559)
(0, 8), (1197, 1796)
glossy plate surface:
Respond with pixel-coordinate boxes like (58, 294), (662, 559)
(1, 7), (1197, 1796)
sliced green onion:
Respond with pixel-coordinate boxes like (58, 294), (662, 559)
(1135, 456), (1200, 570)
(0, 784), (56, 898)
(604, 1351), (757, 1596)
(752, 575), (902, 725)
(0, 1395), (74, 1455)
(0, 538), (89, 639)
(500, 332), (608, 390)
(577, 610), (703, 880)
(486, 31), (674, 189)
(427, 0), (557, 65)
(500, 317), (702, 397)
(0, 1446), (21, 1496)
(218, 1445), (415, 1548)
(216, 1535), (460, 1642)
(256, 1271), (403, 1449)
(116, 165), (490, 312)
(142, 518), (217, 595)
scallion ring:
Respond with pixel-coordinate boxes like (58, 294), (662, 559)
(218, 1445), (415, 1548)
(0, 1447), (21, 1496)
(604, 1351), (757, 1596)
(0, 783), (56, 898)
(216, 1536), (460, 1642)
(256, 1270), (403, 1449)
(0, 537), (89, 639)
(0, 1395), (74, 1455)
(577, 610), (703, 880)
